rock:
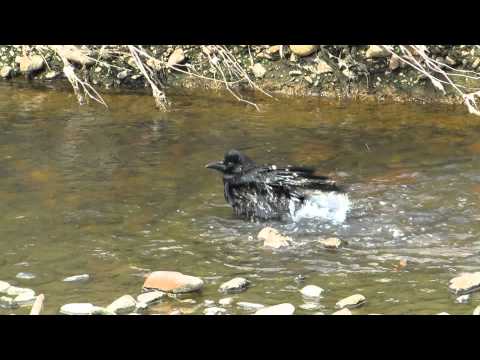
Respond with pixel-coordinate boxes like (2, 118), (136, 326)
(473, 306), (480, 315)
(0, 65), (12, 78)
(448, 272), (480, 295)
(289, 70), (303, 76)
(106, 295), (137, 314)
(313, 312), (325, 315)
(135, 302), (149, 312)
(237, 302), (265, 311)
(437, 312), (450, 315)
(299, 302), (322, 311)
(258, 227), (291, 249)
(136, 290), (165, 305)
(117, 70), (129, 80)
(335, 294), (366, 309)
(319, 237), (342, 249)
(455, 294), (470, 304)
(304, 75), (313, 84)
(14, 292), (37, 306)
(63, 274), (90, 283)
(16, 272), (36, 280)
(143, 271), (204, 293)
(332, 308), (352, 315)
(146, 58), (163, 71)
(169, 310), (182, 315)
(219, 277), (250, 293)
(45, 70), (60, 80)
(300, 285), (324, 298)
(6, 286), (35, 297)
(255, 303), (295, 315)
(0, 280), (11, 293)
(365, 45), (390, 58)
(60, 303), (95, 315)
(0, 296), (17, 309)
(472, 58), (480, 70)
(91, 307), (116, 315)
(167, 48), (185, 67)
(50, 45), (94, 66)
(204, 299), (215, 306)
(316, 59), (333, 74)
(289, 45), (318, 57)
(445, 56), (456, 66)
(219, 297), (234, 306)
(266, 45), (281, 55)
(389, 56), (401, 70)
(18, 55), (44, 74)
(289, 53), (298, 62)
(204, 307), (227, 315)
(251, 63), (266, 79)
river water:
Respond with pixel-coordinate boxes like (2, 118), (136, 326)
(1, 82), (479, 315)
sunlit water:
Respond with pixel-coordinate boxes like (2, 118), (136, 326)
(1, 81), (480, 315)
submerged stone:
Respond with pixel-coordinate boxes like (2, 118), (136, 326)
(335, 294), (366, 309)
(219, 277), (250, 293)
(63, 274), (90, 283)
(258, 227), (291, 249)
(255, 303), (295, 315)
(107, 295), (137, 314)
(332, 308), (352, 315)
(136, 290), (165, 305)
(0, 280), (11, 293)
(237, 302), (265, 311)
(449, 272), (480, 295)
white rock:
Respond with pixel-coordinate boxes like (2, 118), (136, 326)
(455, 294), (470, 304)
(0, 296), (18, 309)
(437, 312), (450, 315)
(313, 312), (325, 315)
(318, 237), (342, 249)
(0, 280), (11, 293)
(219, 277), (250, 293)
(16, 272), (36, 280)
(258, 227), (291, 249)
(219, 297), (234, 306)
(335, 294), (366, 309)
(332, 308), (352, 315)
(136, 290), (165, 305)
(473, 306), (480, 315)
(251, 63), (267, 79)
(63, 274), (90, 283)
(50, 45), (94, 66)
(449, 272), (480, 295)
(6, 286), (35, 297)
(14, 292), (37, 306)
(203, 307), (227, 315)
(300, 285), (324, 298)
(18, 55), (44, 73)
(60, 303), (95, 315)
(0, 66), (12, 78)
(255, 303), (295, 315)
(237, 302), (265, 311)
(204, 299), (215, 306)
(299, 302), (322, 311)
(106, 295), (137, 315)
(365, 45), (390, 58)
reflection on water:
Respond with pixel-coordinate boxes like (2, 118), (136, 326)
(1, 82), (480, 314)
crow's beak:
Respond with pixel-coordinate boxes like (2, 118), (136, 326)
(205, 160), (226, 173)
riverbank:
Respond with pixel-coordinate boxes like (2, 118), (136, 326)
(1, 45), (480, 109)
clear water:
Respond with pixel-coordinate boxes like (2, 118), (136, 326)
(1, 81), (480, 315)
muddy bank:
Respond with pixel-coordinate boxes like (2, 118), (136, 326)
(1, 45), (480, 107)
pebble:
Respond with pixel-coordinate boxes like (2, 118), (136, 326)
(332, 308), (352, 315)
(237, 302), (265, 311)
(117, 70), (129, 80)
(219, 277), (250, 293)
(455, 294), (470, 304)
(14, 292), (37, 306)
(473, 306), (480, 315)
(219, 297), (234, 306)
(255, 303), (295, 315)
(63, 274), (90, 283)
(448, 272), (480, 295)
(0, 65), (12, 78)
(136, 290), (165, 305)
(0, 280), (11, 293)
(167, 48), (185, 67)
(0, 296), (18, 309)
(106, 295), (137, 315)
(300, 285), (324, 298)
(203, 307), (227, 315)
(60, 303), (95, 315)
(335, 294), (366, 309)
(6, 286), (35, 297)
(258, 227), (291, 249)
(143, 271), (204, 293)
(289, 70), (303, 76)
(289, 45), (318, 57)
(251, 63), (267, 79)
(365, 45), (390, 58)
(318, 237), (342, 249)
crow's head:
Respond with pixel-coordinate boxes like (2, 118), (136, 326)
(205, 149), (254, 175)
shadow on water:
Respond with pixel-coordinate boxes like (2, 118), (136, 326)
(1, 82), (480, 314)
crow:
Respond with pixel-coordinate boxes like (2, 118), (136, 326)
(206, 149), (344, 221)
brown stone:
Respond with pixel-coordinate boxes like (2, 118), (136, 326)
(143, 271), (204, 293)
(448, 272), (480, 295)
(289, 45), (319, 57)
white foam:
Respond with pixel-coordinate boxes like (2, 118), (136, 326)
(289, 191), (351, 223)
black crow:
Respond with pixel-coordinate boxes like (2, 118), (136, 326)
(206, 149), (344, 221)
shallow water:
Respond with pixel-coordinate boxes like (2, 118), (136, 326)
(1, 81), (480, 315)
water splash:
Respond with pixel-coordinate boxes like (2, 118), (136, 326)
(289, 191), (351, 223)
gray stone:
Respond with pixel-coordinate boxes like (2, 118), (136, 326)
(455, 294), (470, 304)
(106, 295), (137, 315)
(63, 274), (90, 283)
(91, 306), (116, 315)
(0, 296), (18, 309)
(251, 63), (266, 79)
(300, 285), (324, 298)
(219, 277), (250, 293)
(14, 292), (37, 306)
(335, 294), (366, 309)
(299, 302), (322, 311)
(136, 290), (165, 305)
(0, 280), (11, 293)
(203, 307), (227, 315)
(0, 66), (12, 78)
(449, 272), (480, 295)
(60, 303), (95, 315)
(219, 297), (234, 306)
(237, 302), (265, 311)
(6, 286), (35, 297)
(255, 303), (295, 315)
(117, 70), (129, 80)
(16, 272), (36, 280)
